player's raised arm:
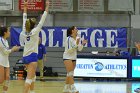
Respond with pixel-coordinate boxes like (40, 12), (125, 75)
(22, 0), (28, 32)
(23, 0), (27, 13)
(34, 1), (49, 33)
(45, 0), (49, 12)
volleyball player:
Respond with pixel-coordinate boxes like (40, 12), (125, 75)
(63, 26), (87, 93)
(0, 26), (20, 93)
(21, 1), (49, 93)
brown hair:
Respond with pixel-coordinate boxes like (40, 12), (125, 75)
(25, 18), (36, 32)
(0, 26), (8, 37)
(67, 26), (75, 37)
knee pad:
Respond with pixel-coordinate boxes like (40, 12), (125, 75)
(67, 71), (74, 77)
(3, 80), (10, 87)
(25, 79), (32, 85)
(32, 76), (36, 82)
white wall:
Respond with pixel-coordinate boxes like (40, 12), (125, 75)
(54, 13), (130, 27)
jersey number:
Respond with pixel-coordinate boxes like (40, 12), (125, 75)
(26, 36), (30, 41)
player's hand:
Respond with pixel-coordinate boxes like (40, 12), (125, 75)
(11, 46), (20, 52)
(45, 0), (49, 12)
(76, 37), (80, 45)
(82, 39), (87, 45)
(24, 0), (28, 7)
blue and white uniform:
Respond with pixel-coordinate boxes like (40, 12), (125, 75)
(21, 11), (47, 64)
(0, 37), (11, 67)
(63, 36), (83, 60)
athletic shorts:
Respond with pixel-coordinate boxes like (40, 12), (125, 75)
(23, 53), (38, 64)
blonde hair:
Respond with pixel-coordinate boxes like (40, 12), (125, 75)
(25, 18), (36, 32)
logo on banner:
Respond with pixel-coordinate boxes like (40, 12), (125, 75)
(95, 62), (104, 71)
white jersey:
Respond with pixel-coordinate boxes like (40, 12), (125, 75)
(20, 11), (48, 57)
(63, 36), (83, 60)
(0, 37), (11, 67)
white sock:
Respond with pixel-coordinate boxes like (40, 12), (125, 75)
(64, 84), (69, 89)
(2, 91), (7, 93)
(65, 84), (69, 87)
(30, 90), (35, 93)
(70, 84), (75, 87)
(70, 84), (78, 92)
(63, 84), (70, 92)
